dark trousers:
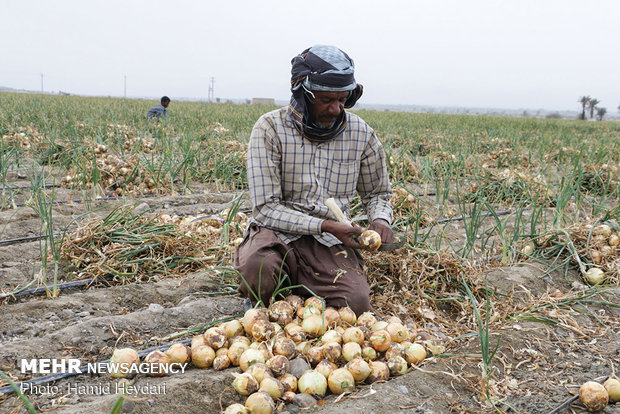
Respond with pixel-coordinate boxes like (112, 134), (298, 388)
(233, 225), (372, 316)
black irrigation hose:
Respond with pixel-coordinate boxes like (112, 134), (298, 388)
(8, 193), (157, 209)
(0, 234), (56, 246)
(0, 338), (193, 395)
(0, 275), (115, 301)
(0, 184), (60, 191)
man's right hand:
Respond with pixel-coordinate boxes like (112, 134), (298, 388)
(321, 220), (363, 249)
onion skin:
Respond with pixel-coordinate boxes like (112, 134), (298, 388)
(404, 343), (427, 365)
(338, 307), (357, 326)
(604, 378), (620, 403)
(245, 391), (275, 414)
(165, 343), (191, 365)
(232, 372), (258, 396)
(109, 348), (140, 379)
(273, 336), (297, 359)
(204, 327), (227, 350)
(259, 377), (284, 399)
(144, 350), (170, 377)
(369, 329), (392, 352)
(224, 403), (249, 414)
(579, 381), (608, 412)
(342, 327), (365, 345)
(342, 342), (362, 362)
(328, 368), (356, 394)
(278, 373), (298, 393)
(298, 370), (328, 397)
(367, 361), (390, 383)
(267, 355), (290, 377)
(346, 358), (371, 383)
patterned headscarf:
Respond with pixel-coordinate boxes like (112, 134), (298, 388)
(288, 45), (364, 142)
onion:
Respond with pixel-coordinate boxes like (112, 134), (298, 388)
(404, 343), (427, 365)
(306, 346), (325, 367)
(385, 343), (404, 360)
(204, 327), (227, 350)
(342, 342), (362, 362)
(295, 341), (312, 356)
(302, 304), (322, 320)
(346, 358), (371, 383)
(109, 348), (140, 378)
(191, 345), (216, 369)
(144, 350), (170, 377)
(215, 347), (228, 358)
(268, 300), (294, 325)
(260, 377), (284, 399)
(338, 307), (357, 325)
(304, 296), (324, 311)
(323, 342), (342, 363)
(285, 294), (304, 310)
(321, 330), (342, 345)
(579, 381), (608, 412)
(324, 307), (341, 327)
(386, 316), (403, 324)
(361, 345), (377, 361)
(191, 334), (207, 349)
(386, 322), (408, 343)
(316, 359), (338, 379)
(213, 355), (231, 370)
(367, 361), (390, 383)
(228, 341), (249, 366)
(273, 336), (297, 359)
(609, 234), (620, 247)
(604, 378), (620, 403)
(251, 318), (275, 342)
(284, 322), (306, 343)
(335, 326), (345, 335)
(282, 391), (296, 402)
(369, 329), (392, 352)
(327, 368), (355, 394)
(241, 308), (268, 335)
(246, 363), (273, 384)
(359, 229), (381, 251)
(278, 373), (298, 392)
(165, 343), (191, 364)
(221, 320), (244, 338)
(267, 355), (290, 377)
(239, 348), (266, 372)
(245, 391), (275, 414)
(584, 268), (605, 285)
(356, 312), (377, 328)
(298, 370), (327, 396)
(370, 321), (388, 333)
(387, 356), (408, 376)
(596, 224), (612, 237)
(224, 403), (248, 414)
(232, 372), (258, 396)
(250, 341), (273, 361)
(302, 314), (326, 337)
(230, 336), (251, 347)
(342, 327), (365, 345)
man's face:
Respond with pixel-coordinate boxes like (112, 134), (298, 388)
(309, 91), (349, 129)
(162, 100), (170, 108)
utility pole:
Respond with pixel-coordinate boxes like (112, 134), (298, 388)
(124, 75), (127, 98)
(40, 74), (44, 93)
(208, 77), (215, 102)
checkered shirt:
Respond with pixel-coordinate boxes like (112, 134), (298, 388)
(246, 107), (393, 246)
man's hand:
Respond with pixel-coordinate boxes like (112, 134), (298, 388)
(321, 220), (363, 249)
(369, 218), (394, 244)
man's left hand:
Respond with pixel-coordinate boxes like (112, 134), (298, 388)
(369, 219), (394, 244)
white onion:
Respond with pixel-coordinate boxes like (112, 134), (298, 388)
(282, 390), (296, 402)
(245, 391), (275, 414)
(302, 314), (326, 337)
(284, 322), (306, 343)
(584, 268), (605, 285)
(323, 342), (342, 363)
(259, 377), (284, 399)
(191, 345), (215, 369)
(338, 307), (357, 325)
(298, 370), (327, 396)
(367, 361), (390, 383)
(232, 372), (258, 396)
(246, 363), (273, 384)
(268, 300), (294, 325)
(342, 342), (362, 362)
(356, 312), (377, 328)
(387, 356), (408, 376)
(224, 403), (248, 414)
(213, 355), (231, 370)
(191, 334), (207, 349)
(324, 307), (341, 327)
(359, 229), (381, 251)
(227, 341), (249, 366)
(328, 368), (356, 394)
(386, 322), (408, 343)
(404, 343), (427, 365)
(304, 296), (324, 311)
(361, 345), (377, 361)
(342, 327), (365, 345)
(267, 355), (290, 377)
(385, 343), (404, 360)
(370, 321), (388, 333)
(285, 294), (304, 310)
(251, 318), (276, 341)
(278, 373), (298, 393)
(109, 348), (140, 379)
(603, 378), (620, 403)
(321, 330), (342, 345)
(346, 358), (371, 383)
(306, 346), (325, 367)
(315, 359), (338, 379)
(239, 348), (266, 372)
(579, 381), (608, 412)
(221, 320), (244, 338)
(241, 308), (268, 335)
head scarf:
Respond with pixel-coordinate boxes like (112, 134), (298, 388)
(288, 45), (364, 142)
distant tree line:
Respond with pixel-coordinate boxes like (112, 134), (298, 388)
(578, 96), (609, 121)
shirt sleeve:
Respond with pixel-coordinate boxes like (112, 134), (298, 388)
(357, 129), (393, 224)
(247, 115), (324, 235)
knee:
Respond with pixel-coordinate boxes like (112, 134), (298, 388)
(342, 292), (372, 317)
(235, 251), (285, 303)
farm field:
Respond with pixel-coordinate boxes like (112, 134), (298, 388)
(0, 92), (619, 414)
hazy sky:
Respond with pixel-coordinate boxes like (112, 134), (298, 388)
(2, 0), (619, 112)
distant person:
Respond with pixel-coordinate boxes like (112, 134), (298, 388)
(147, 96), (171, 119)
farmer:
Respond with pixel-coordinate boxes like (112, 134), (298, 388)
(234, 45), (393, 315)
(146, 96), (171, 119)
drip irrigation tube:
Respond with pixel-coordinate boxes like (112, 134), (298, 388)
(0, 184), (59, 191)
(0, 275), (115, 301)
(0, 338), (193, 395)
(0, 234), (56, 246)
(8, 193), (157, 209)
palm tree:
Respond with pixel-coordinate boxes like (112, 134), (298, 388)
(578, 96), (591, 120)
(588, 98), (600, 119)
(596, 107), (607, 121)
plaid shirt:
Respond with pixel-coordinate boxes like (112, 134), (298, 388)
(246, 107), (392, 246)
